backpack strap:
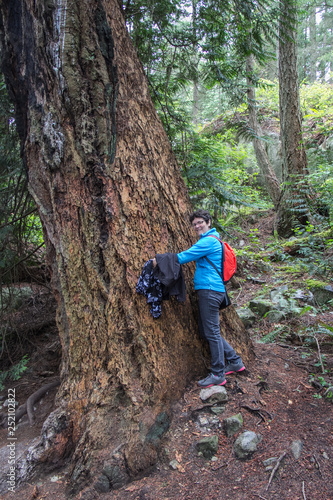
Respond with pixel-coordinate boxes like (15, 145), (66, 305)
(204, 235), (225, 283)
(203, 236), (231, 309)
(204, 256), (222, 279)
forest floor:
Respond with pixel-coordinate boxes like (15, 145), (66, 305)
(0, 211), (332, 500)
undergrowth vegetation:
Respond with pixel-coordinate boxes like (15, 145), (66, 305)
(223, 207), (333, 399)
(0, 77), (44, 286)
(0, 77), (45, 381)
(178, 80), (333, 231)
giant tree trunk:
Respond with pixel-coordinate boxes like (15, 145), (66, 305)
(277, 0), (310, 237)
(0, 0), (253, 493)
(246, 55), (281, 210)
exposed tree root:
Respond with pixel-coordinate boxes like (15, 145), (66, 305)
(241, 404), (273, 423)
(0, 379), (60, 427)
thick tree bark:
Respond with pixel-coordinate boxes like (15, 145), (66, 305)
(277, 0), (310, 237)
(246, 55), (281, 210)
(0, 0), (254, 493)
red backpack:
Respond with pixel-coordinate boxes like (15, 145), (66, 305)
(205, 235), (237, 284)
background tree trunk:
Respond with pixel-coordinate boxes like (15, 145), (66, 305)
(277, 0), (310, 237)
(0, 0), (254, 493)
(246, 55), (281, 210)
(192, 0), (200, 126)
(309, 8), (317, 83)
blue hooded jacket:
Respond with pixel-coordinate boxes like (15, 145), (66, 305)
(177, 228), (225, 293)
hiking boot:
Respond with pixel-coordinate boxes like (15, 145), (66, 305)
(198, 373), (226, 388)
(225, 361), (245, 375)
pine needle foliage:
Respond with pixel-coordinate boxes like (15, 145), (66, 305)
(125, 0), (281, 211)
(179, 130), (268, 212)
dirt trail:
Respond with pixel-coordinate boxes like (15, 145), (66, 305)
(1, 340), (332, 500)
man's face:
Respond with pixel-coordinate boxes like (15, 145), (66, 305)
(191, 217), (211, 236)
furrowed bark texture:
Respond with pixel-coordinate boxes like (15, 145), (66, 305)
(277, 0), (309, 236)
(0, 0), (253, 492)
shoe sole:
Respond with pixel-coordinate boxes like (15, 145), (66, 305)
(198, 380), (226, 388)
(225, 366), (246, 375)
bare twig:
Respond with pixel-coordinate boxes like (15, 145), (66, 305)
(302, 481), (306, 500)
(235, 284), (243, 302)
(266, 450), (287, 490)
(211, 459), (233, 471)
(0, 207), (38, 229)
(1, 242), (45, 278)
(313, 454), (322, 476)
(313, 334), (325, 374)
(212, 449), (234, 471)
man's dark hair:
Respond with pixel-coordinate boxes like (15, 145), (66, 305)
(189, 209), (212, 226)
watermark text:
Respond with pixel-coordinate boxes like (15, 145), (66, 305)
(6, 388), (16, 493)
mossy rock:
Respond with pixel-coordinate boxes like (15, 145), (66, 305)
(249, 299), (273, 317)
(305, 279), (330, 289)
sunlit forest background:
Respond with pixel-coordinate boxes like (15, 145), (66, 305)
(1, 0), (332, 292)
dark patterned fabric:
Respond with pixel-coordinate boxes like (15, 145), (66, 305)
(136, 260), (163, 318)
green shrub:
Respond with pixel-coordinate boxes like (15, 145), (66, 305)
(0, 355), (29, 391)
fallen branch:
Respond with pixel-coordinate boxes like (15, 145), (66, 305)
(282, 228), (333, 256)
(275, 352), (310, 368)
(313, 454), (322, 476)
(313, 334), (325, 374)
(266, 450), (287, 490)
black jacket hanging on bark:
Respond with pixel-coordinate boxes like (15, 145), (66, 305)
(154, 253), (186, 302)
(136, 253), (186, 318)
